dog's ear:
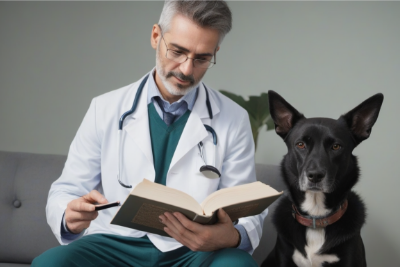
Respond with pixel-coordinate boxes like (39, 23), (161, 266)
(268, 90), (305, 139)
(340, 93), (384, 145)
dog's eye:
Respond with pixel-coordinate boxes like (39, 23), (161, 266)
(296, 142), (306, 149)
(332, 144), (341, 150)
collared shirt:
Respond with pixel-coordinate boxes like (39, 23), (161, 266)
(147, 69), (198, 123)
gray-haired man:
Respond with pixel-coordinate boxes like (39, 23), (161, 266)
(33, 1), (266, 266)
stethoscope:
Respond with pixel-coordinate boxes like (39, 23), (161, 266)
(117, 74), (221, 188)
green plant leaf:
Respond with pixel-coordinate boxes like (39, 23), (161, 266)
(265, 114), (275, 131)
(248, 115), (260, 148)
(247, 93), (269, 124)
(219, 90), (274, 150)
(219, 90), (247, 109)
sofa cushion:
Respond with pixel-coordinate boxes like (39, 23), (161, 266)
(0, 151), (65, 264)
(0, 151), (284, 265)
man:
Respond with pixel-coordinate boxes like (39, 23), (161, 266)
(33, 1), (267, 266)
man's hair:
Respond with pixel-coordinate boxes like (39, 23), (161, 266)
(158, 0), (232, 44)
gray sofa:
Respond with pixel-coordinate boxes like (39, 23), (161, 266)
(0, 150), (286, 266)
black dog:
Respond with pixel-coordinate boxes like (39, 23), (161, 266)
(262, 91), (383, 267)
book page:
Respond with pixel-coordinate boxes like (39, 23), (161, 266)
(131, 179), (204, 215)
(201, 181), (282, 215)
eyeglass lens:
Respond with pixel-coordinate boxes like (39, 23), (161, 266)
(166, 50), (215, 69)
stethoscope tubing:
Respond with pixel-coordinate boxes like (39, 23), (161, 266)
(119, 75), (150, 130)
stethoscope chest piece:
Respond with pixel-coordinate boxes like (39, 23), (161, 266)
(200, 165), (221, 179)
(197, 135), (220, 179)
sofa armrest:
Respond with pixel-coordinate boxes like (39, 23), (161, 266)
(251, 163), (286, 265)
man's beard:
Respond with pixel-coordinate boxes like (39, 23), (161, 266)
(155, 46), (203, 96)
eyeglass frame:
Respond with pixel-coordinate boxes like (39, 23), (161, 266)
(158, 24), (217, 69)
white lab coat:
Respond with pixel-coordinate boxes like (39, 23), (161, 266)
(46, 71), (268, 253)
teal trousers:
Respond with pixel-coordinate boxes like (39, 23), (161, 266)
(32, 234), (258, 267)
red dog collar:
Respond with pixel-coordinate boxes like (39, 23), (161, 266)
(292, 199), (348, 229)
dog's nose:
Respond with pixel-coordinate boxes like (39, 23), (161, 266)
(306, 170), (326, 183)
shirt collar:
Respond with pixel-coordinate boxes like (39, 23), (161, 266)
(147, 68), (198, 112)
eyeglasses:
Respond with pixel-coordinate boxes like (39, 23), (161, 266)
(158, 25), (216, 69)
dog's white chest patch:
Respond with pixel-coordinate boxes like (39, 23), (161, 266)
(292, 228), (340, 267)
(292, 191), (340, 266)
(301, 191), (330, 216)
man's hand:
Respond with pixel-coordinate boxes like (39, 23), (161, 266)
(64, 190), (108, 234)
(159, 208), (240, 251)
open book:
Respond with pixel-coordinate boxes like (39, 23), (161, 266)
(111, 179), (283, 237)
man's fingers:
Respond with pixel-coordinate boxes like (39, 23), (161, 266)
(160, 212), (204, 249)
(64, 192), (106, 235)
(79, 201), (96, 212)
(173, 212), (202, 233)
(66, 197), (95, 213)
(67, 210), (99, 223)
(83, 190), (108, 205)
(217, 208), (231, 224)
(68, 190), (108, 212)
(161, 213), (194, 238)
(160, 211), (238, 252)
(162, 212), (190, 235)
(65, 208), (98, 234)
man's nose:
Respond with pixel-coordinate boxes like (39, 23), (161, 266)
(179, 58), (194, 76)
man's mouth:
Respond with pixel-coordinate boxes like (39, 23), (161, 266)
(166, 71), (195, 86)
(174, 76), (190, 85)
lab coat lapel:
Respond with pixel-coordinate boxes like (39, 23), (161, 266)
(169, 83), (220, 171)
(123, 78), (154, 167)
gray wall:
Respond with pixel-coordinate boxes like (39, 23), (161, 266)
(1, 1), (399, 265)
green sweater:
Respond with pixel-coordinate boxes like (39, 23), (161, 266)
(148, 103), (191, 185)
